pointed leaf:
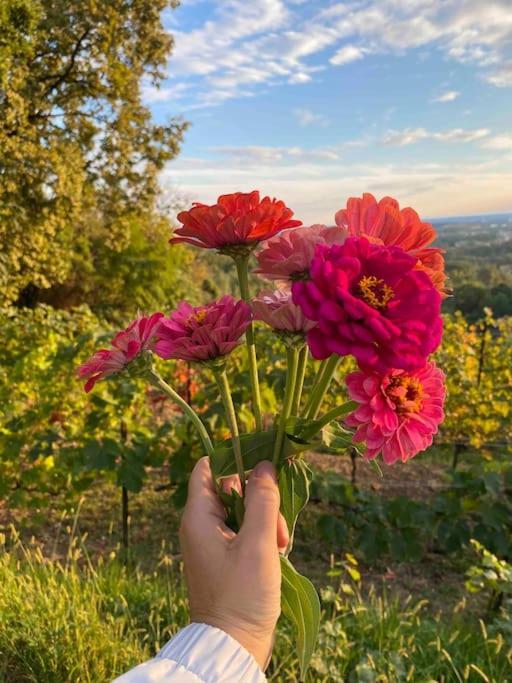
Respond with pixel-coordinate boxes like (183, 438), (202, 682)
(279, 459), (312, 543)
(280, 555), (320, 679)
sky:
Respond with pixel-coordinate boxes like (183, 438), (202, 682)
(147, 0), (512, 224)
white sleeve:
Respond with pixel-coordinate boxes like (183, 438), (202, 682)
(113, 622), (267, 683)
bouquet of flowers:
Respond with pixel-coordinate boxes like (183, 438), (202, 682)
(79, 191), (447, 675)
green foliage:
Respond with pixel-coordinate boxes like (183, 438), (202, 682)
(0, 304), (190, 507)
(437, 310), (512, 449)
(313, 459), (512, 563)
(0, 0), (188, 307)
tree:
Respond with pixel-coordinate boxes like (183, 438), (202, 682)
(0, 0), (188, 307)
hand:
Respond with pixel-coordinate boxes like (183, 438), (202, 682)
(179, 457), (289, 671)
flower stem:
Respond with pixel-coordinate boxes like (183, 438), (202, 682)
(291, 345), (308, 416)
(302, 358), (330, 417)
(147, 368), (215, 460)
(272, 347), (299, 466)
(304, 355), (341, 420)
(213, 368), (246, 493)
(234, 255), (263, 431)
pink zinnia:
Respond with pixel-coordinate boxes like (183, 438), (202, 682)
(252, 290), (316, 334)
(345, 362), (446, 464)
(292, 237), (442, 372)
(155, 296), (252, 362)
(171, 191), (302, 250)
(335, 193), (447, 295)
(255, 224), (346, 281)
(77, 313), (164, 392)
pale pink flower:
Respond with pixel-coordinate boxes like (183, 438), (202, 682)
(255, 224), (347, 281)
(252, 290), (316, 334)
(78, 313), (164, 392)
(345, 362), (446, 464)
(155, 296), (252, 362)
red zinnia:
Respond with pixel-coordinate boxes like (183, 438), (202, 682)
(292, 237), (442, 372)
(335, 193), (447, 295)
(171, 191), (302, 250)
(345, 362), (446, 464)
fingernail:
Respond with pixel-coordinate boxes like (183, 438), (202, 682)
(252, 460), (277, 482)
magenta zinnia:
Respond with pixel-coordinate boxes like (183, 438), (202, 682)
(252, 289), (316, 334)
(255, 224), (346, 281)
(78, 313), (164, 392)
(345, 362), (446, 464)
(292, 237), (442, 372)
(171, 191), (302, 250)
(155, 296), (252, 362)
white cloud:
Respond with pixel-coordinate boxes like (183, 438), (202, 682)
(330, 45), (366, 66)
(382, 127), (490, 146)
(209, 144), (341, 163)
(164, 0), (512, 107)
(486, 62), (512, 87)
(432, 90), (460, 103)
(293, 108), (328, 127)
(481, 134), (512, 150)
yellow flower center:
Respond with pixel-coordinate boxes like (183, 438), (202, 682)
(386, 376), (424, 414)
(358, 275), (394, 309)
(188, 309), (207, 325)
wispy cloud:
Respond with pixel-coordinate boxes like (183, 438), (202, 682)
(481, 134), (512, 150)
(432, 91), (460, 103)
(167, 0), (512, 107)
(382, 127), (490, 146)
(293, 108), (328, 127)
(330, 45), (367, 66)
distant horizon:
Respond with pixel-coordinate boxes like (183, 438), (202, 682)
(429, 210), (512, 222)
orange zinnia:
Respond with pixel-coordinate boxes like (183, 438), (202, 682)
(335, 193), (448, 295)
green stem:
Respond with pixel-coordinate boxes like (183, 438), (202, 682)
(272, 347), (299, 466)
(304, 355), (341, 420)
(214, 368), (246, 493)
(147, 368), (215, 460)
(291, 345), (308, 416)
(234, 256), (263, 431)
(302, 358), (330, 417)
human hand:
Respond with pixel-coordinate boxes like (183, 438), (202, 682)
(179, 457), (289, 671)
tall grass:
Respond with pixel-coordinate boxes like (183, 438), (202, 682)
(0, 529), (511, 682)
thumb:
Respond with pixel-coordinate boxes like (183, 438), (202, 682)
(238, 461), (280, 548)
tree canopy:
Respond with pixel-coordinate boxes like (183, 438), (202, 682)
(0, 0), (189, 310)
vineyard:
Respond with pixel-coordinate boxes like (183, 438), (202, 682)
(1, 300), (512, 680)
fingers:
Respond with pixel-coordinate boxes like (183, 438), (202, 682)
(238, 461), (280, 548)
(184, 456), (226, 523)
(277, 512), (290, 553)
(221, 474), (242, 497)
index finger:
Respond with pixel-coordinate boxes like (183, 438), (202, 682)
(184, 456), (226, 523)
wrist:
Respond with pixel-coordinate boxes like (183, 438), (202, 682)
(191, 614), (273, 670)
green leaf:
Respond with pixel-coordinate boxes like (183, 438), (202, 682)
(211, 430), (277, 478)
(280, 555), (320, 679)
(279, 459), (312, 543)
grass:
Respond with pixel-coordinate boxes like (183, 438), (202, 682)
(0, 528), (511, 683)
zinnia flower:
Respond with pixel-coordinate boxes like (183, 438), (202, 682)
(345, 362), (446, 464)
(335, 193), (447, 294)
(171, 191), (302, 251)
(78, 313), (164, 392)
(155, 296), (252, 362)
(292, 237), (442, 372)
(255, 224), (346, 281)
(252, 289), (316, 334)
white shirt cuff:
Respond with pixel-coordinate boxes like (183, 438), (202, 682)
(157, 622), (266, 682)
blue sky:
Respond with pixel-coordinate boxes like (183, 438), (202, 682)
(146, 0), (512, 224)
